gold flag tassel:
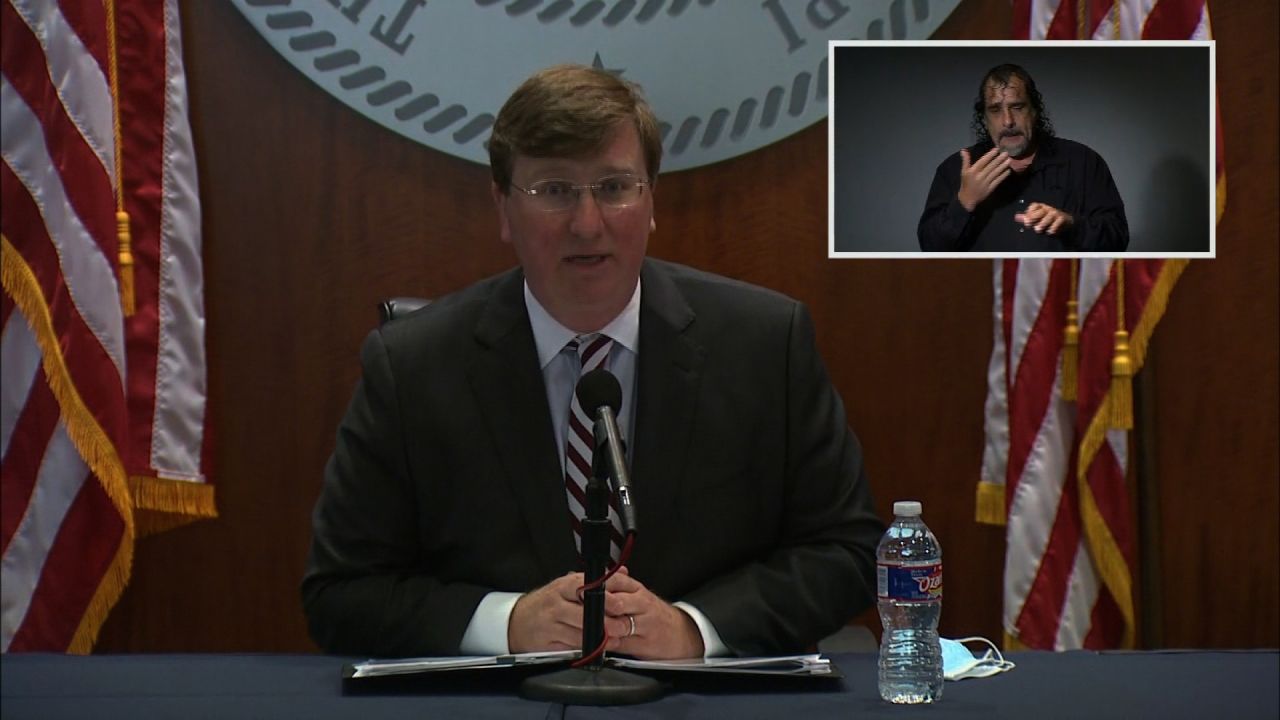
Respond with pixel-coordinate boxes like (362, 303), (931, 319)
(105, 0), (133, 316)
(116, 211), (134, 315)
(1110, 260), (1133, 429)
(1061, 260), (1079, 401)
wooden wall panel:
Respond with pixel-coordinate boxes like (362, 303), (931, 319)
(1145, 1), (1279, 648)
(94, 0), (1277, 652)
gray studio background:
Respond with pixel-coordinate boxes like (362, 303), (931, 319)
(832, 45), (1210, 253)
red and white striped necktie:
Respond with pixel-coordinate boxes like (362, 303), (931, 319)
(564, 334), (624, 562)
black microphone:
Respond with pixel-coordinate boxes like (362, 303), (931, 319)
(575, 368), (637, 535)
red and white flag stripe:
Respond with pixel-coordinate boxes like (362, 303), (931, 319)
(115, 0), (210, 520)
(1014, 0), (1212, 41)
(981, 260), (1136, 649)
(1, 0), (208, 653)
(2, 0), (131, 654)
(1019, 0), (1224, 222)
(982, 0), (1212, 652)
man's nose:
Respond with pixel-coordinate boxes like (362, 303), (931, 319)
(1001, 108), (1015, 126)
(568, 189), (604, 237)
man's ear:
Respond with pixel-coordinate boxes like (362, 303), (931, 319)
(491, 182), (511, 244)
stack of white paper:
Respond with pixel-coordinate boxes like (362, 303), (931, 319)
(611, 654), (833, 676)
(349, 651), (836, 680)
(349, 650), (579, 678)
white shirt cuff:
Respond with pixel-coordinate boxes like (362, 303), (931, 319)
(673, 601), (730, 658)
(458, 591), (522, 655)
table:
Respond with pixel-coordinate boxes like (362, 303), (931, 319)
(2, 650), (1276, 718)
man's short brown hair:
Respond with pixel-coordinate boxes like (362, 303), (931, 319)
(488, 64), (662, 192)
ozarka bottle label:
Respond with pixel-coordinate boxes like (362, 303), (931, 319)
(877, 562), (943, 601)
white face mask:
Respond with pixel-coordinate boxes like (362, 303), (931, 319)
(941, 636), (1016, 681)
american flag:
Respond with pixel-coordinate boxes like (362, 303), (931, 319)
(1, 0), (210, 653)
(1013, 0), (1224, 222)
(979, 0), (1215, 650)
(1014, 0), (1214, 41)
(979, 258), (1187, 649)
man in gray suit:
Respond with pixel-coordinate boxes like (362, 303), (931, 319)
(302, 65), (883, 660)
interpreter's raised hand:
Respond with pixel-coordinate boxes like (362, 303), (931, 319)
(1015, 202), (1074, 235)
(957, 147), (1012, 212)
(508, 572), (586, 653)
(602, 566), (704, 660)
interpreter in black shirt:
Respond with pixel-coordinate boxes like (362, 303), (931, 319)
(918, 63), (1129, 252)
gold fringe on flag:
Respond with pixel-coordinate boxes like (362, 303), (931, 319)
(975, 480), (1006, 525)
(1216, 172), (1227, 224)
(2, 235), (135, 653)
(1061, 260), (1080, 401)
(1004, 630), (1029, 652)
(1079, 480), (1136, 648)
(1215, 98), (1226, 224)
(130, 475), (219, 537)
(70, 538), (132, 653)
(1076, 260), (1189, 652)
(1109, 261), (1133, 430)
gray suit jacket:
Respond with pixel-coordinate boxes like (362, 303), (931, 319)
(302, 258), (883, 657)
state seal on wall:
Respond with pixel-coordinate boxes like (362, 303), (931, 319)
(233, 0), (959, 171)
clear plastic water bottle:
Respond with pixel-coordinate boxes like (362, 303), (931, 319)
(877, 500), (943, 704)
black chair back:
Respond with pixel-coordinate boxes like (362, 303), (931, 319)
(377, 297), (431, 326)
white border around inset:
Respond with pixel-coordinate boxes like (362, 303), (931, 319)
(826, 39), (1217, 260)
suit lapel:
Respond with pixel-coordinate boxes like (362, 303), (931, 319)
(467, 270), (578, 577)
(632, 261), (705, 538)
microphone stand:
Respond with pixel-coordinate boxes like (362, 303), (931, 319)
(519, 421), (663, 705)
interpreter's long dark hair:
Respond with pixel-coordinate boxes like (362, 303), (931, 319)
(970, 63), (1055, 143)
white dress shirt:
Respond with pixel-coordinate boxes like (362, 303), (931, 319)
(459, 278), (727, 657)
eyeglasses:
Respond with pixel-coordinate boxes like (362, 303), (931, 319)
(510, 174), (650, 212)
